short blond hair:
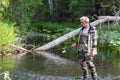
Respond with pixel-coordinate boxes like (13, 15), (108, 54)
(80, 16), (89, 23)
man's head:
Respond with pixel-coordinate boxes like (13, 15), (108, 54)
(80, 16), (89, 28)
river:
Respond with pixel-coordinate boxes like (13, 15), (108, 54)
(0, 50), (120, 80)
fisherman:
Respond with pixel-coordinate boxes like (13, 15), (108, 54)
(71, 16), (99, 80)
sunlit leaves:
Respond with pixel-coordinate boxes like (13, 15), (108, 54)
(3, 71), (11, 80)
(0, 0), (9, 18)
(0, 0), (9, 9)
(0, 22), (16, 54)
(0, 71), (11, 80)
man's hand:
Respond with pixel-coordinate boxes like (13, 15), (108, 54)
(71, 43), (77, 48)
(90, 49), (97, 57)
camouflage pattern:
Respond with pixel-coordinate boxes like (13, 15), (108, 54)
(77, 26), (98, 80)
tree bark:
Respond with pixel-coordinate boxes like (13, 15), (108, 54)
(34, 16), (120, 51)
(10, 44), (29, 52)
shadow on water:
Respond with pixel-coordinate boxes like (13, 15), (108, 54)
(0, 50), (120, 80)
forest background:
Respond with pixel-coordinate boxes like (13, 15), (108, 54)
(0, 0), (120, 56)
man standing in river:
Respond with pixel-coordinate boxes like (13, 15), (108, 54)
(71, 16), (99, 80)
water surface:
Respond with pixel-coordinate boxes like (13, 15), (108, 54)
(0, 51), (120, 80)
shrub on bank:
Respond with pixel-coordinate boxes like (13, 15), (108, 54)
(0, 22), (16, 55)
(98, 29), (120, 56)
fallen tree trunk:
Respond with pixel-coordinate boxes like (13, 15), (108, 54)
(34, 16), (120, 51)
(10, 44), (30, 56)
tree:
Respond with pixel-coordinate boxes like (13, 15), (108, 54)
(3, 0), (43, 31)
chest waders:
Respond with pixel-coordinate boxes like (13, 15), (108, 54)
(77, 26), (99, 80)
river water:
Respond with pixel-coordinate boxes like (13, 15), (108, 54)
(0, 50), (120, 80)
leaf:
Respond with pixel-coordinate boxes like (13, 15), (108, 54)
(4, 71), (12, 80)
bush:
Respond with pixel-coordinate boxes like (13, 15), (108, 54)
(98, 30), (120, 57)
(0, 22), (16, 55)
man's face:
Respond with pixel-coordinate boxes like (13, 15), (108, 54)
(80, 20), (88, 27)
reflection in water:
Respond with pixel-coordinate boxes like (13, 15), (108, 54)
(0, 51), (120, 80)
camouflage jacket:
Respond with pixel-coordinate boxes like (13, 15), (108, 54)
(77, 25), (98, 54)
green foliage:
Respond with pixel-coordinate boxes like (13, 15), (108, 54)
(31, 22), (78, 33)
(100, 0), (120, 15)
(107, 31), (120, 47)
(0, 22), (16, 54)
(3, 0), (43, 31)
(33, 0), (95, 22)
(0, 0), (9, 18)
(26, 22), (78, 46)
(99, 30), (120, 47)
(68, 0), (92, 21)
(3, 71), (11, 80)
(0, 71), (11, 80)
(98, 24), (120, 56)
(2, 0), (120, 35)
(2, 0), (120, 28)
